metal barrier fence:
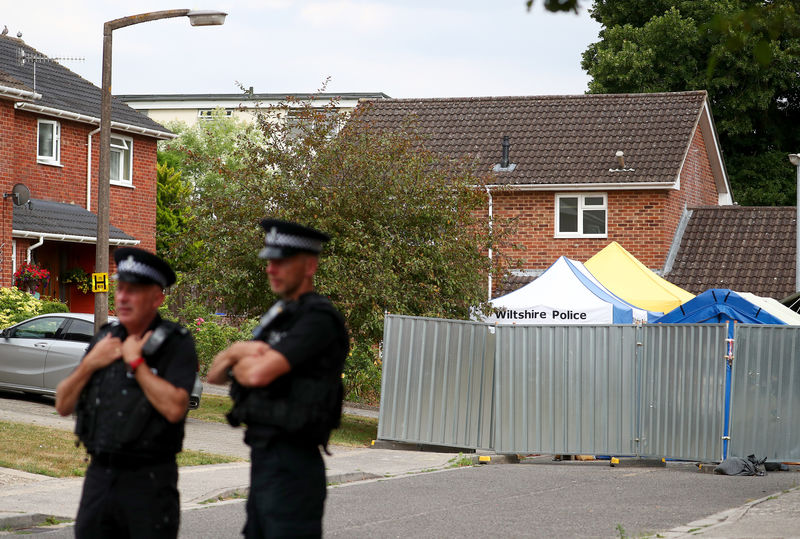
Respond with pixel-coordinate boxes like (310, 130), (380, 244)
(378, 315), (800, 462)
(378, 315), (494, 449)
(731, 325), (800, 461)
(493, 325), (639, 455)
(638, 324), (727, 462)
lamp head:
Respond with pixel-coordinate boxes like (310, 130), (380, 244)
(789, 154), (800, 166)
(187, 10), (227, 26)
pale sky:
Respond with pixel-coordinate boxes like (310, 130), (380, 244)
(3, 1), (602, 98)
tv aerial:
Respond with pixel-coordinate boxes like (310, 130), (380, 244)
(17, 48), (84, 94)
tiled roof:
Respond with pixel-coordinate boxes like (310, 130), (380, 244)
(0, 35), (168, 134)
(493, 274), (535, 298)
(14, 199), (135, 242)
(354, 91), (708, 186)
(0, 70), (28, 91)
(666, 206), (796, 299)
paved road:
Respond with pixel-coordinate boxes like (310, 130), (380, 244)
(30, 459), (800, 539)
(5, 389), (799, 538)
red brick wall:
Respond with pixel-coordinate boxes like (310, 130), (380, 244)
(0, 100), (15, 286)
(0, 101), (157, 288)
(491, 125), (719, 277)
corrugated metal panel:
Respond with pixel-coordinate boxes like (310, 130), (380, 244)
(639, 324), (727, 461)
(378, 315), (494, 449)
(493, 325), (639, 455)
(730, 325), (800, 461)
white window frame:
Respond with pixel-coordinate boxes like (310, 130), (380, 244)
(109, 135), (133, 186)
(37, 119), (61, 165)
(554, 192), (608, 238)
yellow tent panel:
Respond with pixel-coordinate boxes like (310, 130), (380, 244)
(585, 242), (695, 313)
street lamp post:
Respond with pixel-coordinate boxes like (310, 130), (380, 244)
(789, 154), (800, 294)
(95, 9), (226, 330)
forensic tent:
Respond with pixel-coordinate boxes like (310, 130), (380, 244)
(738, 292), (800, 325)
(487, 256), (659, 325)
(656, 288), (785, 328)
(584, 241), (695, 313)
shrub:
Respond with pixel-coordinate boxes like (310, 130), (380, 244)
(191, 316), (258, 376)
(343, 342), (382, 406)
(0, 287), (68, 328)
(38, 299), (70, 315)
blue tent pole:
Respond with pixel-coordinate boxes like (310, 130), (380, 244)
(722, 321), (734, 460)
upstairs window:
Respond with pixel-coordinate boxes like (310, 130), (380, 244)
(110, 135), (133, 185)
(285, 107), (341, 140)
(198, 108), (233, 120)
(555, 193), (607, 237)
(37, 119), (60, 165)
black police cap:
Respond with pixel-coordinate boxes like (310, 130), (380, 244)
(258, 219), (330, 260)
(113, 247), (176, 288)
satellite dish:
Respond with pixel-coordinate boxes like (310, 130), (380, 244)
(9, 183), (30, 206)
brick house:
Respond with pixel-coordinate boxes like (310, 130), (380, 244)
(0, 34), (172, 312)
(354, 91), (732, 297)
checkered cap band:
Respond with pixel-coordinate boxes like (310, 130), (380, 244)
(116, 256), (168, 288)
(265, 228), (323, 253)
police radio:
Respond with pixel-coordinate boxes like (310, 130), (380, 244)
(142, 325), (171, 356)
(252, 300), (289, 340)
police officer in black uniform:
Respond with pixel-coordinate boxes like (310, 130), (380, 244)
(56, 247), (197, 539)
(208, 219), (348, 539)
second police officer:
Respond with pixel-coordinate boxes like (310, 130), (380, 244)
(208, 219), (349, 538)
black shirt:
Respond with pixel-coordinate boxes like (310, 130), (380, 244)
(243, 292), (348, 447)
(79, 315), (198, 456)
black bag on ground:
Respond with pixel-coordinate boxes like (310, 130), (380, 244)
(714, 454), (766, 476)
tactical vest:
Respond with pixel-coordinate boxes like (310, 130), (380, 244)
(75, 320), (187, 457)
(227, 293), (348, 450)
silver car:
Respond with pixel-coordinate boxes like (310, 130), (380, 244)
(0, 313), (202, 409)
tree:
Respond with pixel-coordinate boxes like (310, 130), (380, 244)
(526, 0), (582, 13)
(156, 111), (262, 274)
(155, 161), (192, 271)
(174, 97), (515, 347)
(582, 1), (800, 205)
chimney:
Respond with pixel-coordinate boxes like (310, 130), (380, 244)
(501, 136), (511, 169)
(615, 150), (625, 169)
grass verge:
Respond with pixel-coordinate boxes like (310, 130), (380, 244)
(189, 394), (378, 447)
(188, 394), (232, 424)
(0, 420), (240, 478)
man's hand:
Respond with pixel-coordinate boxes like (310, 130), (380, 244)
(207, 340), (290, 387)
(122, 330), (152, 368)
(84, 333), (123, 370)
(207, 340), (270, 384)
(55, 333), (122, 416)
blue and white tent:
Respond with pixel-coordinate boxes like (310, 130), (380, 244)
(487, 256), (661, 325)
(655, 288), (785, 329)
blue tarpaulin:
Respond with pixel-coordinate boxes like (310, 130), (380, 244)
(656, 288), (785, 327)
